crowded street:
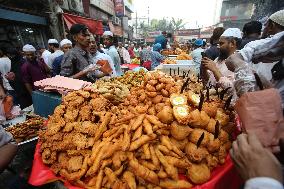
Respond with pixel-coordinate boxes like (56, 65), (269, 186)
(0, 0), (284, 189)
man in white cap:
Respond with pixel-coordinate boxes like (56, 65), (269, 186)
(102, 31), (122, 76)
(21, 44), (50, 94)
(52, 39), (72, 75)
(201, 28), (242, 101)
(41, 38), (58, 66)
(47, 39), (63, 69)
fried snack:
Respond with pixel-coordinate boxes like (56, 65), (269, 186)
(170, 94), (187, 106)
(131, 114), (145, 131)
(132, 125), (143, 141)
(155, 148), (178, 180)
(127, 153), (159, 185)
(207, 133), (221, 153)
(185, 142), (209, 163)
(215, 109), (229, 127)
(104, 167), (118, 186)
(170, 121), (192, 140)
(123, 171), (136, 189)
(142, 144), (151, 160)
(143, 118), (153, 135)
(140, 160), (158, 171)
(129, 134), (156, 151)
(173, 105), (190, 124)
(165, 156), (191, 168)
(205, 119), (217, 133)
(159, 179), (192, 189)
(145, 115), (164, 128)
(206, 154), (219, 170)
(149, 145), (160, 167)
(187, 163), (211, 184)
(156, 106), (174, 124)
(187, 91), (200, 107)
(94, 112), (112, 141)
(189, 129), (210, 147)
(202, 102), (218, 118)
(170, 138), (188, 151)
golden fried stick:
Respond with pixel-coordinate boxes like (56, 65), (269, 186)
(132, 125), (142, 141)
(140, 160), (158, 171)
(143, 118), (153, 135)
(104, 167), (118, 186)
(160, 136), (184, 157)
(103, 126), (120, 138)
(131, 114), (145, 131)
(114, 165), (124, 176)
(157, 167), (168, 179)
(129, 134), (156, 151)
(94, 112), (112, 141)
(155, 148), (178, 180)
(165, 156), (191, 168)
(159, 179), (192, 189)
(123, 171), (136, 189)
(142, 143), (151, 160)
(145, 115), (164, 127)
(95, 169), (104, 189)
(121, 126), (131, 151)
(149, 145), (160, 167)
(127, 153), (159, 185)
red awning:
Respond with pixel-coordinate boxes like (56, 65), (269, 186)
(63, 13), (103, 35)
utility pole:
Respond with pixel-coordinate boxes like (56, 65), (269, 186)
(136, 11), (138, 37)
(147, 6), (150, 26)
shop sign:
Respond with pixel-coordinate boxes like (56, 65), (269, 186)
(114, 0), (124, 17)
(148, 31), (161, 38)
(175, 29), (200, 36)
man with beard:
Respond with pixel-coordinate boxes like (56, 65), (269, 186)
(89, 34), (116, 79)
(201, 28), (242, 101)
(102, 31), (122, 76)
(21, 44), (50, 94)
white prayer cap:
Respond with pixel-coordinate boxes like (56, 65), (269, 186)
(270, 9), (284, 27)
(22, 44), (36, 52)
(221, 28), (242, 39)
(60, 39), (72, 47)
(102, 31), (113, 37)
(48, 39), (59, 44)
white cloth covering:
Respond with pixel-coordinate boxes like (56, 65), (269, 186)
(41, 49), (51, 65)
(22, 44), (36, 52)
(221, 28), (242, 39)
(0, 57), (13, 91)
(48, 50), (64, 68)
(92, 51), (117, 77)
(244, 177), (283, 189)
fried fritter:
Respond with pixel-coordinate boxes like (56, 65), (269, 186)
(67, 156), (83, 172)
(185, 142), (209, 163)
(79, 105), (92, 121)
(64, 108), (79, 122)
(188, 129), (210, 147)
(187, 163), (211, 184)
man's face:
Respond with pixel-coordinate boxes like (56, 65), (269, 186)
(103, 36), (112, 47)
(48, 44), (54, 53)
(89, 40), (97, 54)
(261, 20), (276, 38)
(25, 51), (36, 62)
(61, 44), (72, 53)
(74, 29), (91, 48)
(218, 37), (232, 60)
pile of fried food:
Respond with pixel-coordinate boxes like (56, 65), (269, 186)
(114, 70), (146, 89)
(176, 52), (192, 60)
(92, 81), (129, 105)
(39, 71), (235, 189)
(6, 116), (45, 143)
(163, 58), (177, 65)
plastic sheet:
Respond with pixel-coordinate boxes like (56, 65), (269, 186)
(29, 143), (243, 189)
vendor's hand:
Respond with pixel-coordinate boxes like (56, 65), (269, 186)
(230, 133), (283, 183)
(201, 57), (218, 72)
(98, 60), (112, 74)
(5, 72), (15, 81)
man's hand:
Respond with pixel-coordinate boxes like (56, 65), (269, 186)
(230, 133), (283, 183)
(97, 60), (112, 74)
(201, 57), (218, 72)
(5, 72), (15, 81)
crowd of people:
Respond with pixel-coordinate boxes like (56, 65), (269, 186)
(0, 7), (283, 189)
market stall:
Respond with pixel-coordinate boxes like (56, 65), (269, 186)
(27, 70), (243, 188)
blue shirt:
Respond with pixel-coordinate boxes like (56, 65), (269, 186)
(150, 51), (165, 70)
(155, 35), (167, 49)
(52, 55), (63, 76)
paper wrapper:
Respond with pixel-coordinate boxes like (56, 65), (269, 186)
(235, 88), (284, 147)
(29, 143), (242, 189)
